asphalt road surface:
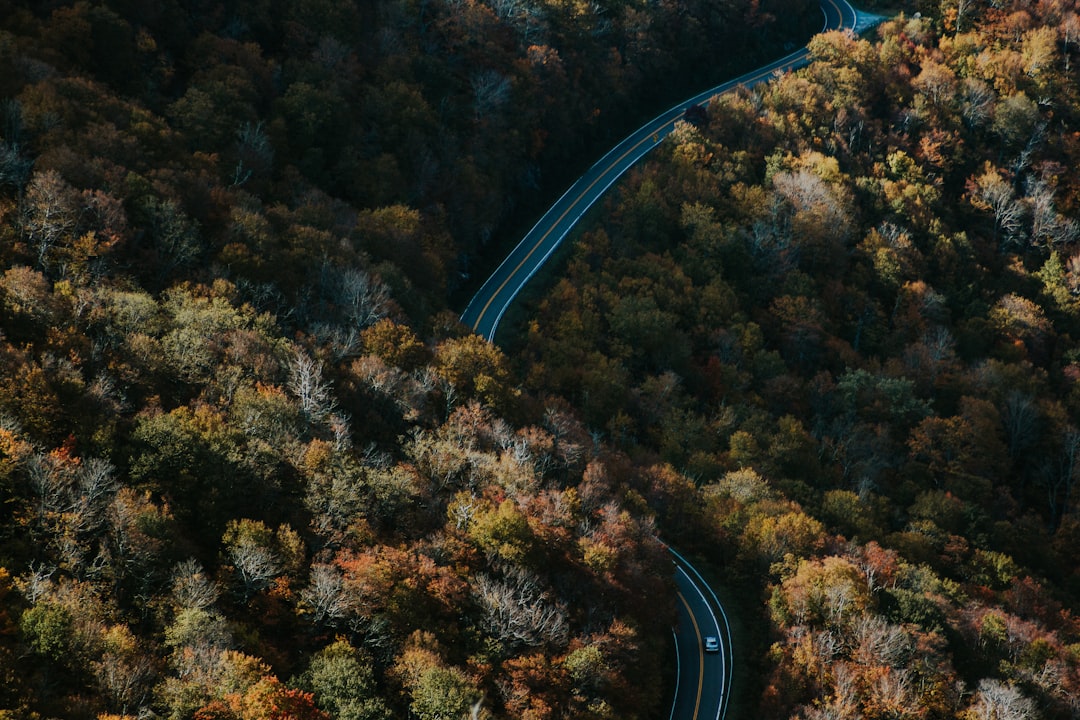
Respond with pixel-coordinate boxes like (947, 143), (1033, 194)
(669, 548), (733, 720)
(460, 2), (880, 717)
(461, 0), (869, 341)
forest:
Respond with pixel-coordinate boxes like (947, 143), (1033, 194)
(0, 0), (810, 718)
(0, 0), (1079, 718)
(517, 0), (1080, 717)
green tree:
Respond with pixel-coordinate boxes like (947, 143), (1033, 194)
(19, 602), (73, 664)
(276, 81), (349, 180)
(991, 92), (1041, 151)
(134, 196), (203, 284)
(295, 640), (392, 720)
(129, 404), (254, 533)
(392, 632), (490, 720)
(453, 495), (535, 563)
(410, 666), (484, 720)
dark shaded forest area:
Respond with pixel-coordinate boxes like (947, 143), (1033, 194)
(2, 0), (1080, 718)
(516, 0), (1080, 717)
(0, 0), (816, 718)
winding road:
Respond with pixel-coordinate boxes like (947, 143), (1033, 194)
(460, 1), (878, 717)
(461, 0), (873, 343)
(669, 548), (734, 720)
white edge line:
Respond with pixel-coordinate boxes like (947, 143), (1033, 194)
(669, 626), (682, 720)
(477, 45), (817, 341)
(483, 137), (659, 340)
(465, 15), (829, 338)
(670, 548), (734, 720)
(461, 177), (583, 325)
(675, 563), (721, 720)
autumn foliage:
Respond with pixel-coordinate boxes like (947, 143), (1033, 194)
(514, 0), (1080, 717)
(2, 0), (1080, 717)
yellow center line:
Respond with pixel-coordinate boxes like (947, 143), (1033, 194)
(471, 0), (851, 335)
(471, 121), (673, 331)
(826, 0), (847, 28)
(677, 590), (705, 720)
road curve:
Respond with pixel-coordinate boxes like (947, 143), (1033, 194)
(461, 0), (866, 341)
(460, 2), (878, 717)
(669, 547), (734, 720)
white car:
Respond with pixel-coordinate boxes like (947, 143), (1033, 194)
(704, 636), (720, 653)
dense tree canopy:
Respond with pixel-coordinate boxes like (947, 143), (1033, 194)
(0, 0), (804, 715)
(513, 0), (1080, 717)
(1, 0), (1079, 717)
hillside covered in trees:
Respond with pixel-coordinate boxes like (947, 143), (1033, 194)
(516, 0), (1080, 717)
(0, 0), (820, 718)
(2, 0), (1080, 719)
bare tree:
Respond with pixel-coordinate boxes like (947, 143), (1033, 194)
(288, 348), (338, 424)
(867, 666), (915, 718)
(26, 452), (67, 530)
(0, 141), (31, 188)
(969, 165), (1026, 248)
(960, 78), (995, 129)
(310, 264), (390, 358)
(825, 578), (859, 625)
(21, 169), (80, 271)
(951, 0), (975, 34)
(91, 626), (157, 715)
(801, 660), (859, 720)
(171, 559), (220, 611)
(329, 411), (353, 452)
(105, 488), (169, 592)
(24, 451), (118, 575)
(487, 0), (546, 42)
(301, 562), (353, 626)
(471, 69), (512, 121)
(1041, 426), (1080, 527)
(409, 428), (472, 493)
(1026, 175), (1080, 247)
(337, 267), (390, 330)
(231, 542), (281, 596)
(222, 519), (288, 598)
(72, 457), (120, 537)
(773, 169), (845, 222)
(472, 568), (569, 648)
(850, 615), (913, 668)
(966, 679), (1037, 720)
(1002, 390), (1038, 459)
(233, 120), (274, 187)
(914, 60), (957, 109)
(15, 562), (56, 604)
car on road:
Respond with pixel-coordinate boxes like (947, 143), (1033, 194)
(704, 636), (720, 653)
